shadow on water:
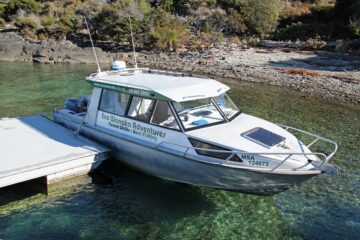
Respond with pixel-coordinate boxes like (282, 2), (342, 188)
(0, 178), (46, 206)
(94, 160), (215, 223)
(0, 159), (214, 220)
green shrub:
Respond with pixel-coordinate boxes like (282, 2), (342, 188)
(242, 0), (280, 37)
(226, 9), (247, 35)
(350, 18), (360, 36)
(93, 3), (151, 47)
(0, 17), (5, 28)
(0, 3), (5, 18)
(60, 16), (74, 28)
(138, 0), (151, 15)
(45, 24), (71, 40)
(15, 16), (37, 29)
(274, 20), (335, 41)
(37, 32), (47, 40)
(150, 19), (189, 51)
(4, 0), (41, 16)
(41, 16), (56, 27)
(216, 0), (280, 37)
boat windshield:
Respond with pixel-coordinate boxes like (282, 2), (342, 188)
(173, 98), (225, 130)
(213, 93), (240, 119)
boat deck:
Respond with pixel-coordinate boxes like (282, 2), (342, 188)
(0, 115), (109, 189)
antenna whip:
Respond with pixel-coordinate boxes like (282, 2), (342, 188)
(128, 16), (138, 69)
(84, 15), (101, 73)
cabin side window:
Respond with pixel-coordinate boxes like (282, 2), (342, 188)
(127, 96), (156, 122)
(99, 90), (130, 116)
(150, 100), (180, 130)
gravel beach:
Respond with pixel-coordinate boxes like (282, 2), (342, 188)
(1, 32), (359, 103)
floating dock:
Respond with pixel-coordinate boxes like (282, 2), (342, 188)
(0, 115), (109, 189)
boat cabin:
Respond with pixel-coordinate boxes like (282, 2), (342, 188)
(85, 69), (241, 134)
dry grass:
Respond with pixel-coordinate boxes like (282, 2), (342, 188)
(281, 68), (321, 78)
(280, 3), (311, 18)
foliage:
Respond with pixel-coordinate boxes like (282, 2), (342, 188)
(0, 17), (5, 28)
(242, 0), (280, 37)
(335, 0), (360, 20)
(0, 0), (358, 50)
(20, 26), (37, 39)
(280, 2), (311, 19)
(93, 3), (149, 46)
(44, 24), (71, 40)
(0, 3), (5, 18)
(15, 16), (37, 29)
(60, 16), (75, 28)
(149, 12), (189, 51)
(335, 0), (360, 36)
(276, 0), (360, 40)
(215, 0), (280, 37)
(350, 18), (360, 37)
(304, 37), (327, 49)
(41, 16), (56, 27)
(4, 0), (41, 16)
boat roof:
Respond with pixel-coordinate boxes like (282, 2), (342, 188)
(86, 68), (230, 102)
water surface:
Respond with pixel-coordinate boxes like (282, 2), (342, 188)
(0, 62), (359, 240)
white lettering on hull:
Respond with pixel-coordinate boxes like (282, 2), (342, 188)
(97, 111), (168, 142)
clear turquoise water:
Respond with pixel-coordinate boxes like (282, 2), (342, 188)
(0, 62), (359, 239)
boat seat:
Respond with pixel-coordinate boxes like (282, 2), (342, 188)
(151, 101), (170, 124)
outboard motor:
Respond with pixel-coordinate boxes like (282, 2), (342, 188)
(64, 95), (90, 113)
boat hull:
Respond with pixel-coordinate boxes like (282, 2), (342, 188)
(54, 113), (318, 195)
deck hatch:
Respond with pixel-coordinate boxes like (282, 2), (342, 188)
(242, 127), (285, 148)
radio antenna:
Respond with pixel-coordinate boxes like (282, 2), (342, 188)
(84, 16), (101, 73)
(128, 16), (138, 69)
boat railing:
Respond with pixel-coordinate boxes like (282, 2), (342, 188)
(87, 68), (208, 81)
(155, 125), (337, 172)
(155, 141), (329, 172)
(277, 124), (338, 163)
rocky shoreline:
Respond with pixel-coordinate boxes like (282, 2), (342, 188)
(0, 32), (359, 104)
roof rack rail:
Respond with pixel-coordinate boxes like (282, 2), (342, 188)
(145, 69), (209, 79)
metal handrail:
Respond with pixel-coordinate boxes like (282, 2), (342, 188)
(277, 124), (338, 163)
(154, 123), (337, 172)
(154, 140), (329, 172)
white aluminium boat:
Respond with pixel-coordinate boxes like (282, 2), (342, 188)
(53, 62), (339, 195)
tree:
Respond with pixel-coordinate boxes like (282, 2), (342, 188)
(149, 9), (189, 51)
(241, 0), (280, 37)
(93, 4), (149, 47)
